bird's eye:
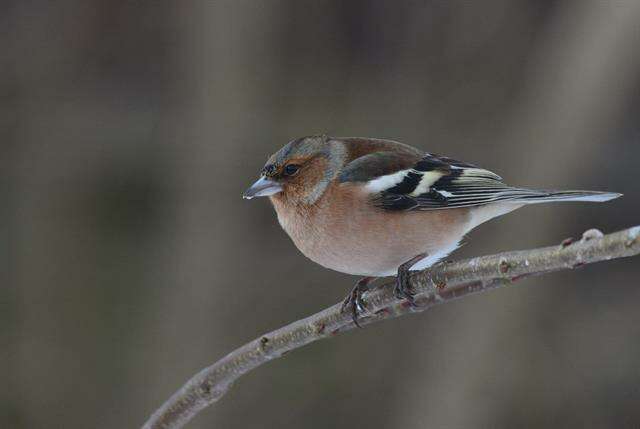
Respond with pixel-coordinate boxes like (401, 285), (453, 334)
(283, 164), (300, 176)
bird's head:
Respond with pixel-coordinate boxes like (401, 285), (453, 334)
(243, 135), (347, 205)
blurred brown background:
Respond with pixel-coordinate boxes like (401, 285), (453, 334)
(4, 1), (640, 428)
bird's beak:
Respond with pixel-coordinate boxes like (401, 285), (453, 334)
(243, 176), (283, 199)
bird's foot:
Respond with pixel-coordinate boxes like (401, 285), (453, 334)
(393, 253), (428, 306)
(341, 277), (376, 328)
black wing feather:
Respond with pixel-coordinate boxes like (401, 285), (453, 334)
(373, 154), (539, 211)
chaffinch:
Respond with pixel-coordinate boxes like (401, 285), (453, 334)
(243, 135), (621, 325)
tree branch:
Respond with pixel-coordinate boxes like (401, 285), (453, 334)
(142, 225), (640, 429)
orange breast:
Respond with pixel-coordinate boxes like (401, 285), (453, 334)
(271, 183), (471, 277)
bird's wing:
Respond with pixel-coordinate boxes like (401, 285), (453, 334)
(338, 150), (421, 183)
(353, 152), (543, 211)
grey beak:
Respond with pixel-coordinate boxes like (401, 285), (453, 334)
(243, 176), (283, 199)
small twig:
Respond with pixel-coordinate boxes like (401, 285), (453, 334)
(142, 225), (640, 429)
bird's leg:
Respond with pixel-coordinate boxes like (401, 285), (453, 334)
(394, 253), (428, 306)
(341, 276), (377, 328)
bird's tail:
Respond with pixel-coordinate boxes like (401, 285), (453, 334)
(466, 189), (621, 231)
(465, 189), (620, 231)
(508, 189), (622, 204)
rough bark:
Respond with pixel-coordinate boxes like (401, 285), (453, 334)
(142, 225), (640, 429)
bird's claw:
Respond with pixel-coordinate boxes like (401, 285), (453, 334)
(393, 270), (417, 306)
(393, 253), (427, 307)
(341, 288), (366, 328)
(341, 277), (375, 328)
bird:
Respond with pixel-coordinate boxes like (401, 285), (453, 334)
(243, 135), (621, 325)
